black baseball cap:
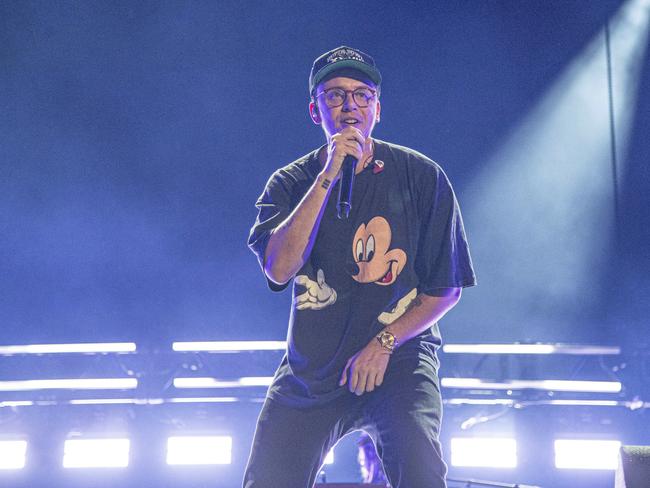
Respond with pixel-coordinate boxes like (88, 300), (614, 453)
(309, 46), (382, 95)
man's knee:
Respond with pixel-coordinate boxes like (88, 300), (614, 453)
(380, 437), (447, 488)
(375, 412), (447, 488)
(242, 399), (337, 488)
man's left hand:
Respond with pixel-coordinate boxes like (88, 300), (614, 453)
(339, 338), (391, 396)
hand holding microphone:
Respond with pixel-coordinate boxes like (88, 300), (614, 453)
(321, 126), (366, 220)
(337, 154), (356, 219)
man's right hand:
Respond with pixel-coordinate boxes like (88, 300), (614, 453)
(264, 127), (367, 285)
(321, 126), (366, 180)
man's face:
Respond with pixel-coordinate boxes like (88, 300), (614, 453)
(310, 76), (381, 141)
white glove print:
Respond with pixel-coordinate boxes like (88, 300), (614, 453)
(294, 269), (337, 311)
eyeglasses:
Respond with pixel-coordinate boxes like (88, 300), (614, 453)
(315, 87), (377, 108)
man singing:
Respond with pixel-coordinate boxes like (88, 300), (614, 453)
(245, 46), (476, 488)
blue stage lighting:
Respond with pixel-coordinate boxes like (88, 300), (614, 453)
(323, 449), (334, 465)
(554, 439), (621, 470)
(166, 436), (232, 465)
(0, 343), (136, 355)
(441, 378), (622, 393)
(63, 438), (130, 468)
(172, 341), (286, 352)
(450, 437), (517, 468)
(461, 0), (650, 341)
(173, 377), (273, 388)
(0, 378), (138, 391)
(442, 344), (621, 355)
(0, 441), (27, 470)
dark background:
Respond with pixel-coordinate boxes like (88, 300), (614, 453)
(1, 1), (648, 487)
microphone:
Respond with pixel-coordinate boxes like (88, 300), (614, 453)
(337, 155), (357, 220)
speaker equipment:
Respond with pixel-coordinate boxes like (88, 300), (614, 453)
(616, 445), (650, 488)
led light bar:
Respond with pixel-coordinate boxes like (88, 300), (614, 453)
(68, 399), (141, 406)
(173, 377), (274, 389)
(172, 341), (286, 352)
(0, 441), (27, 470)
(168, 397), (240, 404)
(554, 439), (621, 470)
(450, 437), (517, 468)
(0, 378), (138, 392)
(0, 343), (136, 355)
(442, 344), (621, 355)
(444, 398), (516, 406)
(0, 401), (35, 408)
(166, 436), (232, 465)
(68, 397), (242, 405)
(63, 438), (130, 468)
(547, 400), (621, 407)
(0, 397), (266, 409)
(440, 378), (622, 393)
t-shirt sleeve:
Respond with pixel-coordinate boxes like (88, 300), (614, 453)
(247, 170), (296, 292)
(415, 167), (477, 295)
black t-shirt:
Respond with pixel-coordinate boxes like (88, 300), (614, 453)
(248, 140), (476, 407)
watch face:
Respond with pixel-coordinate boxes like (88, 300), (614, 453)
(380, 332), (394, 347)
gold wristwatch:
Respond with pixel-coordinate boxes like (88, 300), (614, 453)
(376, 330), (398, 353)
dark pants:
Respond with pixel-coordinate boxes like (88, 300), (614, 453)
(243, 352), (447, 488)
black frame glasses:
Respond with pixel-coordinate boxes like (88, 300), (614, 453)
(315, 87), (378, 108)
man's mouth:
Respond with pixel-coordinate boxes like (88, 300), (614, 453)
(341, 118), (360, 125)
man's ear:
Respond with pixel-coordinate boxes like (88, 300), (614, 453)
(309, 101), (321, 124)
(375, 101), (381, 123)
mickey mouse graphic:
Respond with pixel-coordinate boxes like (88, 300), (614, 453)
(351, 216), (407, 286)
(293, 216), (407, 311)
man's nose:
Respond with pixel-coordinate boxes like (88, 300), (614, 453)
(341, 92), (356, 110)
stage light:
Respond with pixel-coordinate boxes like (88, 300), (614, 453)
(547, 400), (621, 407)
(173, 377), (274, 388)
(63, 438), (130, 468)
(0, 397), (258, 409)
(443, 344), (556, 354)
(445, 398), (633, 408)
(0, 378), (138, 391)
(0, 401), (34, 408)
(554, 439), (621, 470)
(442, 344), (621, 355)
(461, 0), (650, 339)
(0, 441), (27, 469)
(68, 399), (141, 405)
(440, 378), (622, 393)
(450, 437), (517, 468)
(445, 398), (516, 406)
(323, 450), (334, 465)
(168, 397), (240, 404)
(166, 436), (232, 465)
(0, 343), (136, 355)
(172, 341), (286, 352)
(68, 397), (242, 405)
